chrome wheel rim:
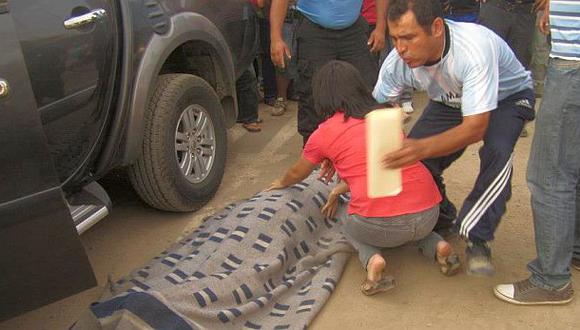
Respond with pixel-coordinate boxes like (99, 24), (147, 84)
(175, 105), (216, 183)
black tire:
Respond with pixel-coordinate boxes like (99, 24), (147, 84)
(128, 74), (227, 212)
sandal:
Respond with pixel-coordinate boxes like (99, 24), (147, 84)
(242, 122), (261, 132)
(360, 274), (396, 296)
(436, 253), (461, 276)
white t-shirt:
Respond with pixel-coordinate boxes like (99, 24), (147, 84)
(373, 20), (533, 116)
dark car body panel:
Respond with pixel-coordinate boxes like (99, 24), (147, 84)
(0, 8), (96, 320)
(0, 0), (257, 320)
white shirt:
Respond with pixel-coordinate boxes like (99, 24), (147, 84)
(373, 20), (533, 116)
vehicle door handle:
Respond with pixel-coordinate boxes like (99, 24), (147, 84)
(64, 9), (106, 30)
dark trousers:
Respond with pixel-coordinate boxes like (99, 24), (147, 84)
(236, 67), (259, 124)
(294, 16), (378, 143)
(408, 89), (536, 242)
(478, 0), (535, 68)
(259, 18), (277, 101)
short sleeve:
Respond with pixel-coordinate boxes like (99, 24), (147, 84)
(373, 50), (408, 104)
(302, 129), (325, 164)
(460, 41), (499, 116)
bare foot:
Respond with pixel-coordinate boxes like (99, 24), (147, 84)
(436, 240), (461, 276)
(366, 253), (386, 282)
(436, 240), (453, 258)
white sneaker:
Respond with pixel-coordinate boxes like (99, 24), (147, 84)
(402, 101), (414, 114)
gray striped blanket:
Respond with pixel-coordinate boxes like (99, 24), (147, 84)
(83, 174), (353, 329)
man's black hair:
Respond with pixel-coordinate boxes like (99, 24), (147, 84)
(311, 60), (380, 121)
(388, 0), (444, 33)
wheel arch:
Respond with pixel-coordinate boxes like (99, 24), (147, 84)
(120, 12), (237, 166)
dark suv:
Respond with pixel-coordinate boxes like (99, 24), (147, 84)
(0, 0), (257, 320)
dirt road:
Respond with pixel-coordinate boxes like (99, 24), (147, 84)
(1, 95), (578, 329)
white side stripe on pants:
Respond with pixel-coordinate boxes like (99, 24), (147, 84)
(459, 153), (514, 238)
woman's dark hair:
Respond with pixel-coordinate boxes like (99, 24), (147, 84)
(311, 60), (379, 121)
(388, 0), (444, 33)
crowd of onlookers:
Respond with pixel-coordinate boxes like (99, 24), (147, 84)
(240, 0), (579, 306)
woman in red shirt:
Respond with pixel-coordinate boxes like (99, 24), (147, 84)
(267, 60), (460, 295)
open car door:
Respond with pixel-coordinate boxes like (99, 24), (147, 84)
(0, 2), (96, 321)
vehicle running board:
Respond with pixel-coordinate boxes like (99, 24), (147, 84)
(67, 181), (112, 235)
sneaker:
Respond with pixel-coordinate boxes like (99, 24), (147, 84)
(466, 241), (495, 277)
(572, 258), (580, 271)
(271, 97), (287, 116)
(494, 278), (574, 305)
(402, 101), (414, 114)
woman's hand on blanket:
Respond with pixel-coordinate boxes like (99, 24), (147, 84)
(265, 179), (286, 191)
(322, 181), (348, 219)
(321, 191), (339, 219)
(319, 159), (335, 183)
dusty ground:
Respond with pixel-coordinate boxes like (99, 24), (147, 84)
(1, 94), (578, 329)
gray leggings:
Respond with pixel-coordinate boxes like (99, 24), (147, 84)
(342, 206), (443, 270)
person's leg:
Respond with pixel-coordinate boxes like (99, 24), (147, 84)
(271, 21), (298, 116)
(408, 101), (465, 234)
(495, 59), (580, 305)
(235, 66), (261, 131)
(342, 217), (384, 273)
(413, 205), (462, 276)
(294, 18), (338, 143)
(342, 215), (395, 295)
(526, 60), (580, 289)
(258, 18), (277, 105)
(507, 5), (534, 69)
(457, 89), (535, 275)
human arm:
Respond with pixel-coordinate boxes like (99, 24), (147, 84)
(318, 159), (336, 183)
(321, 181), (349, 219)
(533, 0), (548, 13)
(368, 0), (388, 53)
(266, 156), (317, 190)
(537, 0), (550, 35)
(382, 112), (490, 168)
(269, 0), (291, 68)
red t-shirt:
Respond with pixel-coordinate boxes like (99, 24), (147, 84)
(361, 0), (377, 25)
(303, 112), (441, 218)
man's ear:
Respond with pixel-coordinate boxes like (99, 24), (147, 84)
(431, 17), (444, 37)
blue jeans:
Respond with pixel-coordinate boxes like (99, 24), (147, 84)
(409, 89), (535, 242)
(527, 58), (580, 290)
(342, 206), (442, 269)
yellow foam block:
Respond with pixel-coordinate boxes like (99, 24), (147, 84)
(365, 108), (403, 198)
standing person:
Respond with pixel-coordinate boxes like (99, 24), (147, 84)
(374, 0), (535, 276)
(267, 60), (460, 296)
(494, 0), (579, 305)
(270, 0), (387, 145)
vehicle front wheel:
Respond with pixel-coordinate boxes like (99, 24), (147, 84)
(128, 74), (227, 212)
